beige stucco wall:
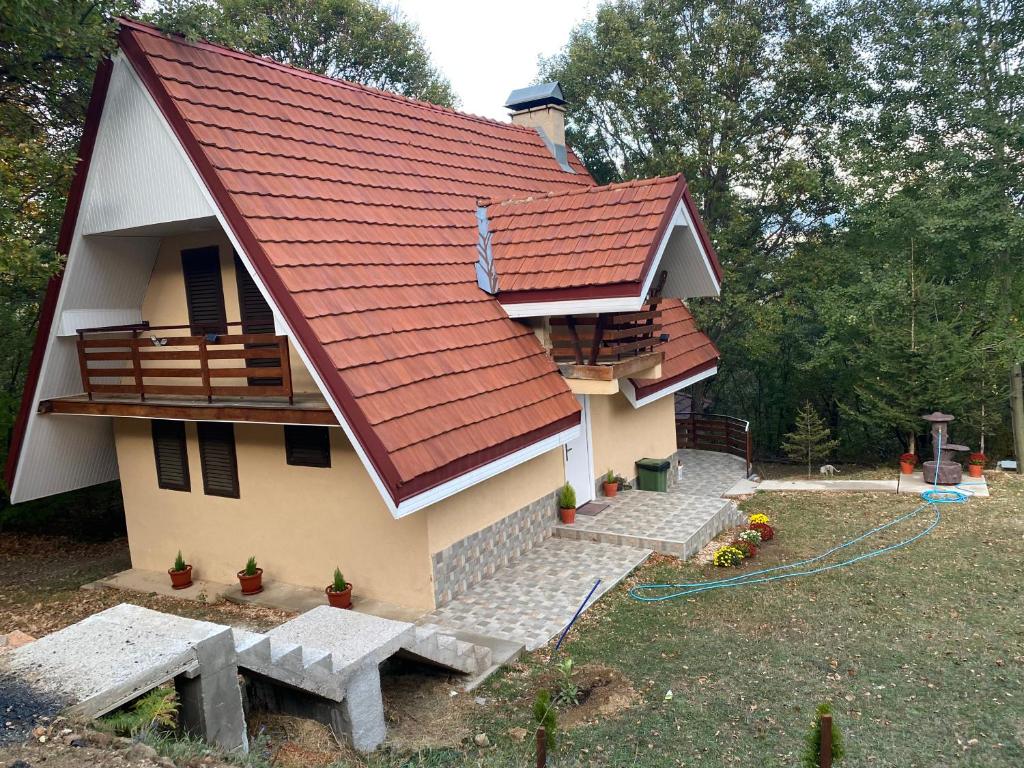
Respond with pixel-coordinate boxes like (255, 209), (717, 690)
(115, 418), (436, 609)
(142, 230), (318, 394)
(424, 448), (564, 555)
(589, 392), (676, 482)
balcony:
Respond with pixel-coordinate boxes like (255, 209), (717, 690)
(38, 322), (336, 425)
(549, 303), (665, 393)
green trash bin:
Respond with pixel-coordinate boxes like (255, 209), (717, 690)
(636, 458), (671, 492)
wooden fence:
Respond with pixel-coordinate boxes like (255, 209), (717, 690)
(676, 413), (753, 478)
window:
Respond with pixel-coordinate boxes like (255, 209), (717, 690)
(197, 422), (239, 497)
(181, 246), (227, 335)
(284, 425), (331, 468)
(152, 420), (190, 491)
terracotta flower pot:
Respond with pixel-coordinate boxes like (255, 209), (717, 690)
(899, 460), (915, 475)
(237, 568), (263, 595)
(326, 583), (353, 609)
(168, 564), (193, 590)
(559, 506), (576, 525)
(967, 463), (984, 478)
(603, 481), (618, 498)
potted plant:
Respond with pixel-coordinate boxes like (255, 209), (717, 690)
(558, 482), (577, 525)
(168, 550), (193, 590)
(326, 566), (353, 609)
(237, 555), (263, 595)
(899, 452), (916, 475)
(602, 469), (618, 498)
(967, 452), (985, 478)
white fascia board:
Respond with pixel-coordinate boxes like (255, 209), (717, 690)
(498, 202), (716, 319)
(621, 365), (718, 409)
(393, 424), (580, 518)
(125, 57), (578, 519)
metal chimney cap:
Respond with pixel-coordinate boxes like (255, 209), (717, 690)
(505, 82), (566, 111)
(921, 411), (955, 423)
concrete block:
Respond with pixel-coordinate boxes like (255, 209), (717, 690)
(337, 663), (386, 753)
(177, 629), (248, 754)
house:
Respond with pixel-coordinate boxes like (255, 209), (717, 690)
(4, 19), (721, 611)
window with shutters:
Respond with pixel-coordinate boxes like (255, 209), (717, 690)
(197, 422), (239, 498)
(234, 252), (281, 386)
(152, 420), (190, 491)
(284, 425), (331, 468)
(181, 246), (227, 335)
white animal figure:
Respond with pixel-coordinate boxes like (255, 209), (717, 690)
(819, 464), (840, 477)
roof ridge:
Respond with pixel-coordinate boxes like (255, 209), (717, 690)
(118, 17), (540, 136)
(482, 173), (683, 208)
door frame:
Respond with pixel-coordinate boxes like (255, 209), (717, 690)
(563, 394), (595, 505)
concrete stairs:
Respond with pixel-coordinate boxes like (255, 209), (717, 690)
(402, 624), (493, 676)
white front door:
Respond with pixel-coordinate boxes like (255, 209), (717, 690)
(563, 394), (594, 505)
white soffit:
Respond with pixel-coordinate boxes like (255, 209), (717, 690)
(620, 365), (719, 409)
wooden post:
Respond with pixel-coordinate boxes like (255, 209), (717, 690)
(535, 727), (547, 768)
(1011, 362), (1024, 475)
(198, 338), (212, 403)
(75, 331), (93, 401)
(130, 330), (144, 402)
(820, 713), (833, 768)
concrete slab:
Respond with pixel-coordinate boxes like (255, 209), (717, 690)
(87, 568), (231, 603)
(757, 471), (990, 498)
(224, 579), (325, 613)
(267, 606), (415, 674)
(0, 604), (223, 718)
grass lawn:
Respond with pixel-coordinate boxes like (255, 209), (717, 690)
(365, 473), (1024, 768)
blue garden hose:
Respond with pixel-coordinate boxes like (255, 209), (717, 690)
(629, 433), (975, 603)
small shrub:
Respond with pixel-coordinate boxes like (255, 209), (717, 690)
(100, 686), (178, 737)
(801, 702), (845, 767)
(331, 567), (348, 592)
(605, 468), (615, 483)
(244, 556), (258, 576)
(749, 513), (770, 526)
(557, 483), (576, 509)
(732, 539), (757, 558)
(750, 522), (775, 541)
(739, 529), (761, 545)
(554, 657), (580, 706)
(713, 545), (744, 567)
(899, 452), (916, 463)
(533, 690), (557, 748)
(968, 452), (985, 466)
(172, 550), (186, 572)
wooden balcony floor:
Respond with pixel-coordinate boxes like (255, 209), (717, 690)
(40, 392), (338, 425)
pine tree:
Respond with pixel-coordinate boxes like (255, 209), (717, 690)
(782, 402), (840, 477)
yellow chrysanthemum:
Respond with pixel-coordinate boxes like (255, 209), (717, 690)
(748, 513), (770, 525)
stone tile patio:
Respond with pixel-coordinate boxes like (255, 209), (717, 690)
(421, 449), (750, 650)
(420, 538), (650, 651)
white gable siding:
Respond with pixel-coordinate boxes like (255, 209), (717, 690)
(79, 56), (213, 235)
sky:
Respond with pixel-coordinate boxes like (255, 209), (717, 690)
(390, 0), (598, 120)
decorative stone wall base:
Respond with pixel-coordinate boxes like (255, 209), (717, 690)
(431, 488), (560, 606)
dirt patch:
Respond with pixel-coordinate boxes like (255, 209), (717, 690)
(249, 712), (356, 767)
(380, 666), (473, 751)
(531, 663), (638, 729)
(692, 524), (747, 565)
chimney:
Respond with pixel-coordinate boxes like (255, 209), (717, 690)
(505, 82), (573, 172)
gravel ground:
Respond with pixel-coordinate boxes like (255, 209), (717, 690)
(0, 673), (67, 747)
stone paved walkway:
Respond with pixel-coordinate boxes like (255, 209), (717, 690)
(552, 449), (748, 558)
(420, 538), (650, 651)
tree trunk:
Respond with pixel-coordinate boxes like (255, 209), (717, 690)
(1011, 362), (1024, 474)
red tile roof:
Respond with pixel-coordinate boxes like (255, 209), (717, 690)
(630, 299), (719, 400)
(117, 19), (597, 504)
(486, 176), (683, 297)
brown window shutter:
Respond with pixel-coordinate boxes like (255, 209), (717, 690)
(234, 252), (282, 386)
(182, 246), (227, 335)
(197, 422), (239, 498)
(152, 420), (190, 491)
(284, 425), (331, 468)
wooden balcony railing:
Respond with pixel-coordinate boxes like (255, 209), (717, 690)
(550, 302), (665, 365)
(75, 322), (293, 404)
(677, 413), (753, 478)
